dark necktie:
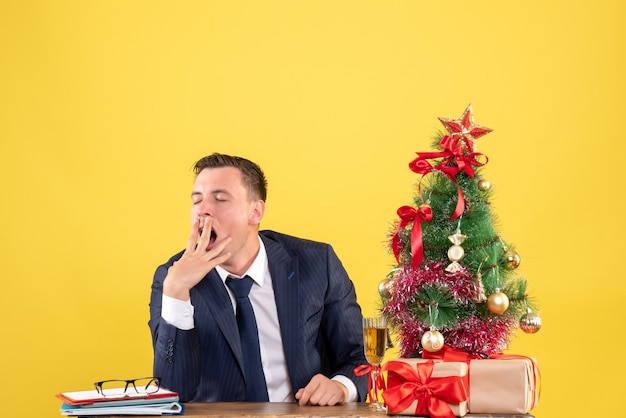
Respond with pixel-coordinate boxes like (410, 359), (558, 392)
(225, 276), (269, 402)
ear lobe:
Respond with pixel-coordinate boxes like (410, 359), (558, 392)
(249, 200), (265, 225)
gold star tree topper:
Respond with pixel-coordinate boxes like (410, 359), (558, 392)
(438, 104), (493, 153)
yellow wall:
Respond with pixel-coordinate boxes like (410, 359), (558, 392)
(1, 1), (624, 417)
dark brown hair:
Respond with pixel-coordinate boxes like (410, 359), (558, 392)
(193, 153), (268, 201)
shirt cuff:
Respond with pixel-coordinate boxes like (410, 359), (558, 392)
(331, 375), (358, 403)
(161, 294), (195, 330)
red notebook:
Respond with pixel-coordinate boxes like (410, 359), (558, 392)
(56, 387), (179, 406)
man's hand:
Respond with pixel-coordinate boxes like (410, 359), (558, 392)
(163, 217), (232, 300)
(294, 374), (348, 406)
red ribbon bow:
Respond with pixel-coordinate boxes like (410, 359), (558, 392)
(381, 360), (467, 418)
(354, 364), (385, 404)
(392, 204), (433, 269)
(408, 135), (488, 221)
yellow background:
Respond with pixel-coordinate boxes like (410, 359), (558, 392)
(1, 1), (624, 417)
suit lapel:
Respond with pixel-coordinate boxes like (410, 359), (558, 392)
(262, 235), (300, 388)
(193, 270), (244, 372)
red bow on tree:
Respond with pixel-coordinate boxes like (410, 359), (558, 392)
(409, 135), (488, 221)
(392, 204), (433, 269)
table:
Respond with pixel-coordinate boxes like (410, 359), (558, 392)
(126, 402), (535, 417)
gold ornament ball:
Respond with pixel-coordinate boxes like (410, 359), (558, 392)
(378, 278), (393, 298)
(487, 291), (510, 314)
(519, 312), (542, 334)
(421, 330), (445, 352)
(503, 249), (521, 269)
(478, 178), (491, 191)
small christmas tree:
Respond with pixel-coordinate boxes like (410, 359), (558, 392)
(381, 104), (541, 358)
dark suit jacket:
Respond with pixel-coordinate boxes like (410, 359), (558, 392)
(148, 230), (368, 402)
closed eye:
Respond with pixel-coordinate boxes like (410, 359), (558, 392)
(213, 192), (229, 202)
(191, 191), (203, 205)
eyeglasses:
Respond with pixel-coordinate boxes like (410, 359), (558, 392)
(94, 377), (161, 398)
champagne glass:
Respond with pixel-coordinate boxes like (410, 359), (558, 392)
(362, 316), (387, 411)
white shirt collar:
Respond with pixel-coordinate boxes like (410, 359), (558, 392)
(215, 235), (267, 287)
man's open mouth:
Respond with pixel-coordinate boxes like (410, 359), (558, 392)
(198, 225), (217, 246)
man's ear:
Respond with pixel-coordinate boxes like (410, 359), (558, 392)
(249, 199), (265, 225)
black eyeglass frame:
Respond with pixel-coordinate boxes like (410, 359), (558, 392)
(94, 377), (161, 397)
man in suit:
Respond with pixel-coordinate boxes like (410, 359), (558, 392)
(149, 153), (368, 405)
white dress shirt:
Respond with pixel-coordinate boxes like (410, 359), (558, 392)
(161, 236), (357, 402)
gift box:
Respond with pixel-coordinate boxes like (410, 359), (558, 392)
(382, 358), (468, 418)
(468, 356), (540, 414)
